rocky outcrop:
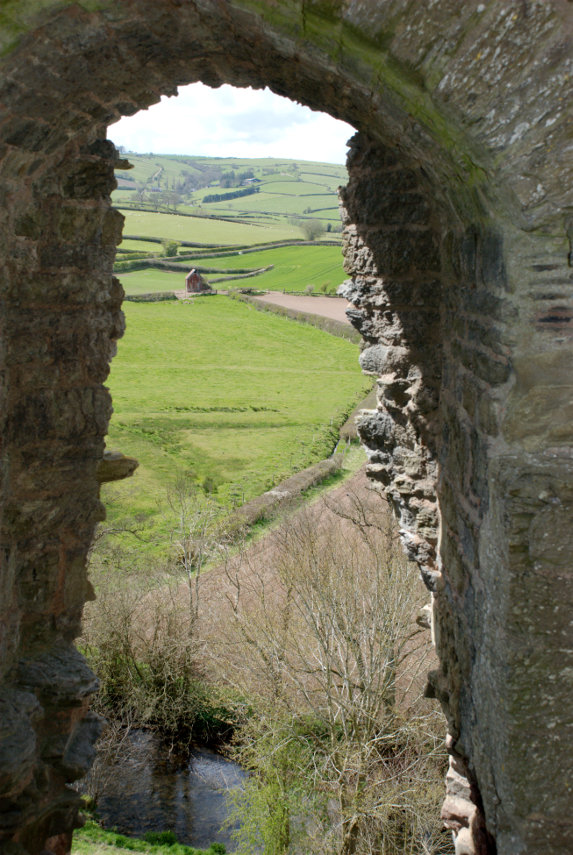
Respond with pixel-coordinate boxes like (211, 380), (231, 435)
(96, 450), (139, 484)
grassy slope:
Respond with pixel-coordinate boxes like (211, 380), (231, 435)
(119, 153), (345, 183)
(118, 209), (300, 245)
(119, 245), (346, 295)
(114, 154), (346, 242)
(103, 297), (369, 554)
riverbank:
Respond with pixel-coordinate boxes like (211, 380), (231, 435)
(73, 820), (226, 855)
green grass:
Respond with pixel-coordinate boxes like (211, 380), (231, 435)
(120, 269), (186, 295)
(103, 297), (369, 555)
(118, 210), (301, 246)
(112, 154), (346, 242)
(119, 245), (345, 295)
(73, 821), (225, 855)
(207, 192), (340, 219)
(235, 245), (344, 291)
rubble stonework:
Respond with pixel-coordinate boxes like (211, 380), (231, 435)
(0, 2), (571, 854)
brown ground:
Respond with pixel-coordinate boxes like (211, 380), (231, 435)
(195, 466), (375, 643)
(252, 293), (352, 324)
(193, 466), (436, 701)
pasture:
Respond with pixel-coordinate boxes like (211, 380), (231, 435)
(103, 297), (369, 553)
(113, 154), (346, 257)
(119, 209), (301, 246)
(119, 244), (346, 295)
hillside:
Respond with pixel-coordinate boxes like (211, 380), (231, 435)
(102, 296), (369, 555)
(114, 152), (346, 226)
(113, 154), (347, 294)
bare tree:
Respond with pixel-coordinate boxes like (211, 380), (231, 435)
(166, 474), (227, 620)
(219, 490), (450, 855)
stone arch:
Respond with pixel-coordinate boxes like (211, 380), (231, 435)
(0, 3), (571, 855)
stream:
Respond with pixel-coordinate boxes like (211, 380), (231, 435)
(92, 730), (246, 851)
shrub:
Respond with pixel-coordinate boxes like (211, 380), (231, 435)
(81, 567), (225, 747)
(162, 240), (181, 257)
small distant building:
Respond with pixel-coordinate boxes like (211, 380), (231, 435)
(185, 268), (211, 294)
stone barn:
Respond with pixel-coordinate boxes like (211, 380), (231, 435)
(0, 3), (571, 855)
(185, 268), (210, 293)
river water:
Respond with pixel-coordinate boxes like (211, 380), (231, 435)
(93, 730), (245, 851)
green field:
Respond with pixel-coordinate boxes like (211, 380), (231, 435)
(113, 154), (347, 291)
(204, 191), (340, 220)
(119, 209), (301, 246)
(116, 153), (346, 189)
(103, 297), (369, 552)
(113, 154), (346, 258)
(120, 269), (185, 294)
(119, 245), (346, 295)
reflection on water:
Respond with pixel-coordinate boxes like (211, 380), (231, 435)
(95, 730), (245, 851)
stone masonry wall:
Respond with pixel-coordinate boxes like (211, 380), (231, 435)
(0, 134), (125, 853)
(339, 133), (498, 853)
(0, 2), (571, 854)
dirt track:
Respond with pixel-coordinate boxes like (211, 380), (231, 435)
(253, 293), (352, 324)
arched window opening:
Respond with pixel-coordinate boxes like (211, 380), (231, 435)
(77, 83), (449, 854)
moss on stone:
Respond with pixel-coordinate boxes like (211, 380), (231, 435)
(0, 0), (109, 55)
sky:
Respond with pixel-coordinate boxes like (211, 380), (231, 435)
(108, 83), (355, 164)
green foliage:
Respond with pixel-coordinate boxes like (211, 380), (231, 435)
(114, 259), (157, 274)
(124, 292), (178, 303)
(162, 240), (181, 257)
(226, 715), (320, 855)
(143, 832), (178, 846)
(202, 186), (259, 204)
(298, 218), (324, 240)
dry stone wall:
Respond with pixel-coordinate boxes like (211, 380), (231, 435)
(0, 2), (571, 854)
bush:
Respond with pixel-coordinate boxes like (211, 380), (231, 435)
(202, 186), (259, 203)
(162, 240), (181, 257)
(81, 567), (228, 748)
(124, 292), (177, 302)
(114, 258), (156, 273)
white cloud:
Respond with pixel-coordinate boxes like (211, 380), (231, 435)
(108, 83), (354, 164)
